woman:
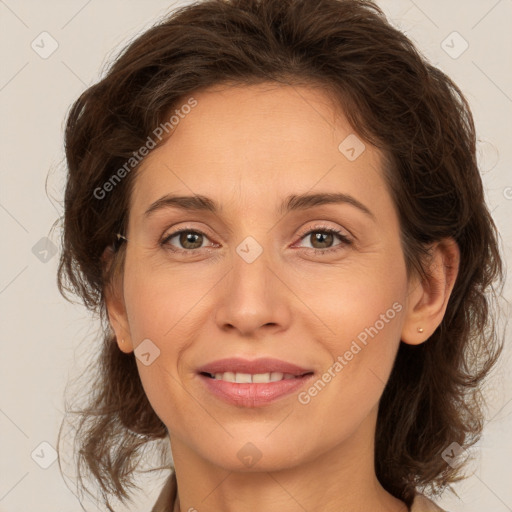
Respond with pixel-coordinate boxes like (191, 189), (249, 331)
(57, 0), (504, 511)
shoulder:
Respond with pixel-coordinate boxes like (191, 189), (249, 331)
(411, 493), (449, 512)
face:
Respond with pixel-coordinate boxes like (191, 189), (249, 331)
(109, 83), (416, 473)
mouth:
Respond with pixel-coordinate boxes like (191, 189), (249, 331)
(196, 356), (314, 378)
(196, 357), (315, 406)
(197, 358), (316, 407)
(199, 371), (314, 383)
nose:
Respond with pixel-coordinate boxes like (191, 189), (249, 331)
(213, 243), (292, 337)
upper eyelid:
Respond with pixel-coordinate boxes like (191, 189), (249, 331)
(161, 224), (352, 247)
(157, 212), (356, 237)
(161, 225), (216, 243)
(161, 223), (349, 237)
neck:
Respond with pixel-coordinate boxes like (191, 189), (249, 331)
(169, 407), (408, 512)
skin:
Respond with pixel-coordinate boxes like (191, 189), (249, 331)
(105, 83), (460, 512)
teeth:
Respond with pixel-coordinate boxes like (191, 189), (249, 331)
(253, 373), (273, 383)
(236, 372), (252, 383)
(211, 372), (297, 383)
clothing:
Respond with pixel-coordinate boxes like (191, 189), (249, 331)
(151, 472), (448, 512)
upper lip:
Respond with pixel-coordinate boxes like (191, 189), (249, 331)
(197, 357), (314, 376)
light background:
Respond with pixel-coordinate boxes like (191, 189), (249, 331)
(0, 0), (511, 511)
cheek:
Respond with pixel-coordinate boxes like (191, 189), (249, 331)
(121, 253), (212, 408)
(122, 250), (205, 342)
(300, 297), (404, 443)
(301, 250), (407, 413)
(302, 248), (407, 351)
(122, 265), (197, 430)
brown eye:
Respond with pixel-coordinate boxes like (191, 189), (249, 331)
(296, 227), (352, 254)
(162, 230), (210, 251)
(178, 231), (204, 249)
(309, 231), (335, 249)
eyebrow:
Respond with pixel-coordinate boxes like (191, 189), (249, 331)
(144, 192), (375, 221)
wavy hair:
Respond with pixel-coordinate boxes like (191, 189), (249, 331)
(56, 0), (505, 509)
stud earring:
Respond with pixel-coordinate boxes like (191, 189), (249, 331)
(417, 327), (424, 333)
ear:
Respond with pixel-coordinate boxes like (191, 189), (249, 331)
(401, 238), (460, 345)
(102, 245), (134, 354)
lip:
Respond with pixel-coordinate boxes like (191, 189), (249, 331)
(196, 357), (313, 376)
(197, 357), (315, 408)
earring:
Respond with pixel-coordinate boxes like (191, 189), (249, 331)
(417, 327), (424, 333)
(113, 233), (127, 251)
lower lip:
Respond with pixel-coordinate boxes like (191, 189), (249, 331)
(198, 373), (314, 407)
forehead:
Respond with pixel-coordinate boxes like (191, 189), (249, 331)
(129, 83), (387, 218)
(154, 82), (348, 159)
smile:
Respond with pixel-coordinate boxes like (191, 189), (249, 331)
(202, 371), (311, 383)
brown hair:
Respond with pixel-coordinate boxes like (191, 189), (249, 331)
(57, 0), (505, 509)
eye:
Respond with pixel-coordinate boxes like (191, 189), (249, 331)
(160, 225), (352, 257)
(161, 228), (217, 253)
(295, 225), (352, 255)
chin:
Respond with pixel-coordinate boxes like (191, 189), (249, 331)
(199, 433), (310, 472)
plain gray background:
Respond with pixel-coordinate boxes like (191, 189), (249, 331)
(0, 0), (511, 511)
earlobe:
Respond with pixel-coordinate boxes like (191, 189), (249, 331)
(106, 298), (134, 354)
(102, 245), (134, 354)
(401, 238), (460, 346)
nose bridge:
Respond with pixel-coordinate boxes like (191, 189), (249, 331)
(230, 232), (274, 304)
(214, 230), (288, 333)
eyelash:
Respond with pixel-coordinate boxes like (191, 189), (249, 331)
(160, 225), (353, 257)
